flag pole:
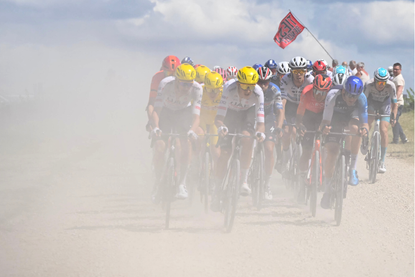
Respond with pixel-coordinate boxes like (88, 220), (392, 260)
(289, 10), (334, 62)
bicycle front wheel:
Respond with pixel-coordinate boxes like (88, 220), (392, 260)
(203, 151), (210, 213)
(369, 132), (380, 183)
(224, 159), (241, 233)
(164, 157), (175, 229)
(334, 155), (345, 226)
(310, 150), (319, 217)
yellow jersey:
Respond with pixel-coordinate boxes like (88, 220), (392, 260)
(200, 87), (222, 126)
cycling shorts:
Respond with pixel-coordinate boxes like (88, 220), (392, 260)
(199, 118), (219, 146)
(264, 113), (276, 142)
(301, 110), (323, 149)
(218, 106), (256, 149)
(159, 106), (192, 136)
(367, 96), (391, 122)
(284, 101), (298, 125)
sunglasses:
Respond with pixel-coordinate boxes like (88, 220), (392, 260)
(376, 81), (386, 86)
(178, 81), (193, 87)
(239, 83), (256, 90)
(206, 87), (221, 94)
(344, 93), (360, 99)
(292, 69), (306, 75)
(313, 88), (327, 96)
(258, 80), (270, 86)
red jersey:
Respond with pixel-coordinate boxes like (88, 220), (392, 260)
(297, 84), (325, 115)
(148, 70), (166, 105)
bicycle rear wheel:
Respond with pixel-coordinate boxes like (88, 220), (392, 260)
(224, 159), (240, 233)
(369, 132), (380, 183)
(250, 148), (264, 210)
(334, 155), (345, 226)
(163, 157), (175, 229)
(310, 150), (319, 217)
(203, 152), (210, 213)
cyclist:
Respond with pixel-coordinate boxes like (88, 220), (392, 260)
(256, 66), (284, 200)
(197, 71), (224, 170)
(364, 67), (398, 173)
(211, 66), (265, 211)
(316, 59), (333, 78)
(320, 76), (369, 209)
(311, 60), (332, 78)
(280, 56), (314, 174)
(214, 67), (227, 83)
(296, 74), (333, 202)
(226, 66), (238, 80)
(333, 65), (347, 76)
(306, 60), (313, 72)
(195, 65), (210, 85)
(146, 55), (181, 131)
(151, 64), (203, 200)
(333, 72), (347, 86)
(264, 59), (278, 75)
(271, 61), (290, 88)
(253, 63), (263, 70)
(181, 56), (194, 66)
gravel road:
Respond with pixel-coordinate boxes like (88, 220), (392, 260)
(0, 100), (413, 277)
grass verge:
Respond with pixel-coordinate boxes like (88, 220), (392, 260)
(388, 110), (414, 163)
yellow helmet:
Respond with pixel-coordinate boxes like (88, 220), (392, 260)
(175, 63), (196, 81)
(204, 71), (224, 89)
(195, 65), (210, 83)
(237, 66), (259, 84)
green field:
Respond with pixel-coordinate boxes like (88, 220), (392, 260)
(387, 110), (414, 163)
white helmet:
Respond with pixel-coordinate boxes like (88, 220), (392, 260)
(333, 73), (347, 86)
(226, 66), (238, 79)
(289, 56), (307, 69)
(213, 65), (221, 71)
(277, 61), (291, 75)
(317, 59), (328, 67)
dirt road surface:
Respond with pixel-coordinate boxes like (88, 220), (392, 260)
(0, 99), (413, 277)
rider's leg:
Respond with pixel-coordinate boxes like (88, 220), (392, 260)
(240, 130), (254, 184)
(380, 119), (390, 163)
(348, 118), (360, 171)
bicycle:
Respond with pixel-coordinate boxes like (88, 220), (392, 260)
(365, 112), (390, 183)
(249, 139), (264, 210)
(282, 124), (302, 201)
(198, 133), (218, 213)
(324, 130), (358, 226)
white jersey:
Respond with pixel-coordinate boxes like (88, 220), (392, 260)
(217, 79), (265, 123)
(280, 72), (314, 104)
(155, 77), (203, 115)
(364, 79), (397, 103)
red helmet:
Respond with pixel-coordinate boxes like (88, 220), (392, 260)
(161, 55), (181, 72)
(312, 60), (326, 72)
(313, 74), (332, 93)
(194, 64), (202, 69)
(214, 68), (227, 82)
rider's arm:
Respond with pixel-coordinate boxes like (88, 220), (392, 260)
(357, 93), (369, 135)
(296, 90), (307, 129)
(389, 81), (398, 120)
(255, 86), (265, 133)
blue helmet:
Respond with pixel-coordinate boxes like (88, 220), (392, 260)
(343, 76), (364, 96)
(335, 66), (346, 74)
(264, 59), (277, 69)
(307, 60), (313, 70)
(181, 56), (194, 66)
(252, 63), (263, 70)
(374, 67), (389, 81)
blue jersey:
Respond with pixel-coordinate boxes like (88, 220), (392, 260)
(263, 83), (283, 116)
(323, 86), (368, 124)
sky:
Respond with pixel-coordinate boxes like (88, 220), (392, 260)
(0, 0), (413, 104)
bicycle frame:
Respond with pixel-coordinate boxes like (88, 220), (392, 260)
(367, 112), (389, 183)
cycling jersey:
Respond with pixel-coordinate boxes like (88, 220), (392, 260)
(364, 79), (397, 103)
(297, 84), (325, 115)
(263, 83), (283, 115)
(270, 75), (281, 88)
(280, 73), (314, 104)
(323, 87), (368, 124)
(154, 77), (202, 115)
(217, 79), (265, 123)
(200, 87), (222, 125)
(148, 71), (168, 106)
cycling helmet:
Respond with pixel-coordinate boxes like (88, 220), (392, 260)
(317, 59), (328, 67)
(214, 67), (227, 82)
(343, 76), (364, 96)
(193, 64), (201, 69)
(252, 63), (263, 70)
(226, 66), (238, 79)
(264, 59), (277, 69)
(307, 60), (313, 71)
(289, 56), (307, 69)
(374, 67), (389, 81)
(161, 55), (181, 72)
(313, 74), (332, 92)
(195, 65), (210, 83)
(175, 63), (196, 81)
(387, 66), (393, 75)
(335, 66), (346, 75)
(312, 61), (326, 73)
(277, 61), (291, 75)
(237, 66), (259, 84)
(204, 71), (224, 89)
(333, 73), (347, 86)
(213, 65), (221, 71)
(256, 66), (273, 81)
(181, 56), (194, 66)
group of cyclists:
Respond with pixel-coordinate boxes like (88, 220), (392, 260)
(146, 54), (398, 211)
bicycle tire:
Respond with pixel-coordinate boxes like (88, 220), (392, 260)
(250, 152), (259, 207)
(257, 148), (264, 211)
(203, 151), (210, 213)
(224, 159), (240, 233)
(310, 150), (319, 217)
(334, 155), (345, 226)
(164, 157), (175, 229)
(370, 132), (380, 183)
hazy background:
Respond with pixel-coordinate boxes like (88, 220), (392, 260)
(0, 0), (413, 109)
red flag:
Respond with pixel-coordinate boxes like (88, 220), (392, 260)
(274, 12), (305, 49)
